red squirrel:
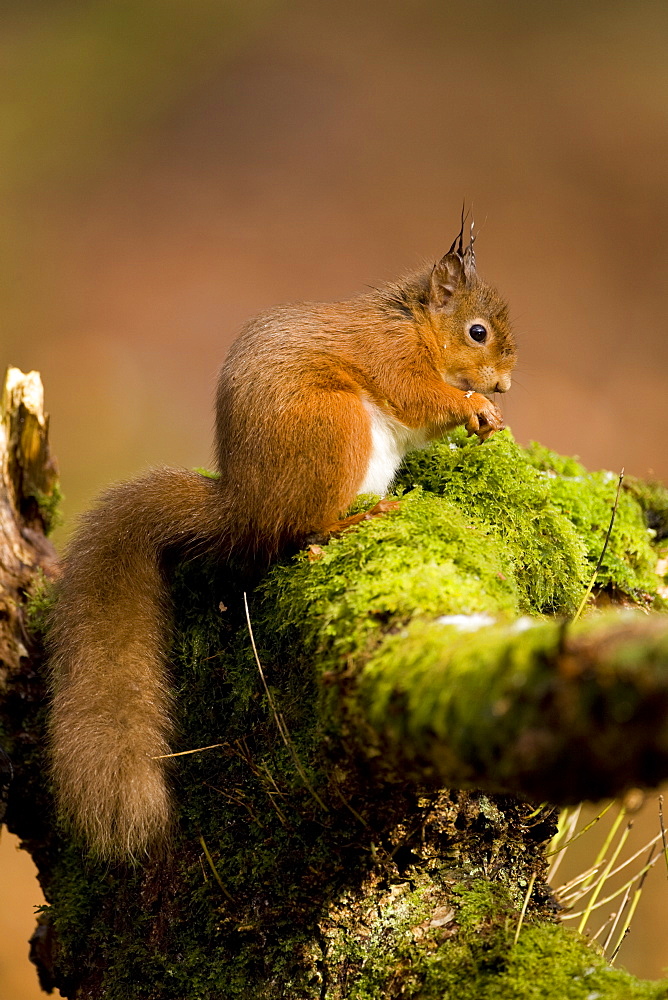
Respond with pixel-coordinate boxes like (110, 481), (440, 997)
(48, 228), (516, 857)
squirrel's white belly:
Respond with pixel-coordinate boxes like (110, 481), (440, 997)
(358, 399), (430, 496)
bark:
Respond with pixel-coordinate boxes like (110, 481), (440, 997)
(1, 366), (668, 999)
(0, 367), (58, 682)
(0, 368), (58, 827)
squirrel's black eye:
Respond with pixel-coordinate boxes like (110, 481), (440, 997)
(469, 324), (488, 343)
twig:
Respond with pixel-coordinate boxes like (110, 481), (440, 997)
(659, 795), (668, 878)
(572, 468), (624, 622)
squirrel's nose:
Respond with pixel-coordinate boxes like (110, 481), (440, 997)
(495, 375), (511, 393)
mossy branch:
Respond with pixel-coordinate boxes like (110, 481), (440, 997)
(260, 430), (668, 808)
(352, 612), (668, 803)
(2, 367), (668, 998)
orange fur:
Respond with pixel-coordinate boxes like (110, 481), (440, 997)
(49, 246), (516, 857)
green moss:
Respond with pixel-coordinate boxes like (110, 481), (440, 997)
(624, 476), (668, 542)
(263, 488), (518, 669)
(548, 472), (656, 595)
(23, 571), (55, 637)
(523, 440), (587, 479)
(326, 876), (668, 1000)
(193, 467), (220, 479)
(358, 617), (560, 759)
(33, 480), (63, 535)
(397, 429), (660, 611)
(28, 430), (668, 998)
(440, 883), (668, 1000)
(396, 429), (589, 614)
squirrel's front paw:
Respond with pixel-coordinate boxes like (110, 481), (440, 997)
(463, 393), (504, 441)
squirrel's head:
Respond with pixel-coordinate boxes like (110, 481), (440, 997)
(427, 226), (516, 396)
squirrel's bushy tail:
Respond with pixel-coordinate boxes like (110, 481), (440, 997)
(48, 468), (224, 858)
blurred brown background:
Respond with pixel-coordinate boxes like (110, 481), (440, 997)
(1, 0), (667, 995)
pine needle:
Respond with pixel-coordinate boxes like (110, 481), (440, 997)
(524, 801), (548, 821)
(557, 865), (602, 901)
(575, 804), (627, 899)
(589, 912), (615, 943)
(609, 928), (630, 963)
(547, 804), (577, 855)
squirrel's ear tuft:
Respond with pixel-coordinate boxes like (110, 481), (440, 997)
(429, 253), (464, 313)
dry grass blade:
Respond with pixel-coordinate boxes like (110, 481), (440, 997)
(602, 884), (631, 951)
(152, 742), (226, 759)
(609, 846), (657, 963)
(513, 871), (537, 946)
(547, 804), (582, 884)
(546, 801), (613, 858)
(556, 864), (602, 900)
(199, 835), (235, 901)
(562, 852), (660, 921)
(244, 592), (329, 812)
(559, 832), (662, 905)
(576, 817), (632, 932)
